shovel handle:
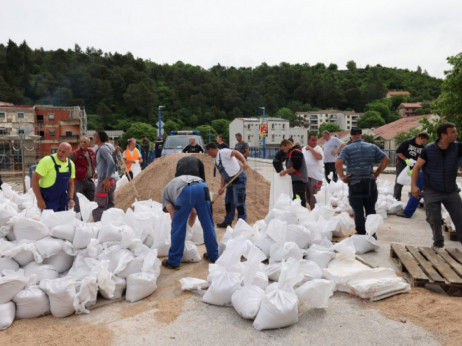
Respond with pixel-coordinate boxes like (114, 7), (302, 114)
(212, 169), (244, 204)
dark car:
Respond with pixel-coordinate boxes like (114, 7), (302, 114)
(161, 131), (205, 156)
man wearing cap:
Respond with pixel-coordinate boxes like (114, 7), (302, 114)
(322, 131), (345, 183)
(336, 127), (390, 237)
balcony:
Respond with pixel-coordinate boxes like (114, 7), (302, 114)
(59, 135), (79, 142)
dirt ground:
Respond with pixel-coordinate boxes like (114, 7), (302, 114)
(1, 159), (462, 345)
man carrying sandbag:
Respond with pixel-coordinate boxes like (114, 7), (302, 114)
(161, 156), (219, 270)
(32, 142), (75, 211)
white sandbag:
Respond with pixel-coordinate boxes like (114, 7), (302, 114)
(0, 271), (28, 304)
(13, 285), (50, 319)
(76, 192), (98, 222)
(150, 212), (171, 257)
(348, 276), (411, 301)
(125, 272), (158, 303)
(298, 260), (323, 281)
(269, 242), (303, 264)
(251, 234), (275, 258)
(73, 276), (98, 314)
(286, 224), (311, 249)
(190, 218), (204, 245)
(67, 254), (93, 281)
(35, 237), (65, 259)
(253, 282), (298, 331)
(180, 277), (210, 291)
(97, 224), (125, 243)
(43, 251), (74, 274)
(333, 237), (356, 261)
(50, 223), (76, 242)
(73, 223), (99, 249)
(231, 285), (265, 319)
(98, 246), (134, 273)
(24, 262), (59, 284)
(349, 235), (379, 254)
(323, 256), (372, 287)
(100, 275), (126, 300)
(269, 174), (293, 210)
(295, 279), (335, 309)
(40, 210), (75, 230)
(396, 165), (411, 185)
(202, 271), (242, 306)
(252, 271), (269, 290)
(13, 218), (49, 241)
(101, 208), (126, 226)
(264, 263), (281, 282)
(0, 201), (18, 227)
(115, 256), (143, 278)
(0, 302), (15, 330)
(0, 256), (19, 273)
(131, 161), (142, 177)
(306, 244), (335, 268)
(365, 214), (383, 237)
(182, 240), (201, 263)
(7, 242), (42, 267)
(39, 277), (77, 318)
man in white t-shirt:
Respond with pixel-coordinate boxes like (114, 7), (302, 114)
(205, 142), (249, 228)
(302, 133), (324, 210)
(322, 131), (345, 183)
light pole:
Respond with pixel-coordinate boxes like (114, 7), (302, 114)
(158, 106), (164, 137)
(259, 106), (266, 158)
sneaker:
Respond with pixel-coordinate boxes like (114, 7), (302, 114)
(217, 222), (231, 228)
(203, 252), (216, 263)
(432, 241), (444, 249)
(396, 211), (408, 218)
(161, 259), (181, 270)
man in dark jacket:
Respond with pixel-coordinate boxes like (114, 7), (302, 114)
(279, 139), (308, 207)
(411, 122), (462, 248)
(70, 136), (96, 213)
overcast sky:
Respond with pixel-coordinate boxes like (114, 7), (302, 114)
(3, 0), (461, 78)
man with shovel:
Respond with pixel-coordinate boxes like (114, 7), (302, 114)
(205, 142), (249, 228)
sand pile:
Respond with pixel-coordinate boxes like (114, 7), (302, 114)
(115, 153), (270, 225)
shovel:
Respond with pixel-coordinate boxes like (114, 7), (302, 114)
(211, 169), (244, 204)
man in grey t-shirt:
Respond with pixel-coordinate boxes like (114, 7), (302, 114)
(322, 131), (345, 183)
(234, 133), (249, 158)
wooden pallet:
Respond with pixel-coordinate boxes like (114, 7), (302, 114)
(390, 243), (462, 295)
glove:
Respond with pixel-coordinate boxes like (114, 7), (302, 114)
(405, 159), (410, 166)
(407, 169), (413, 176)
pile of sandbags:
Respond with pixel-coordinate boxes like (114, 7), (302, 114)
(181, 194), (410, 331)
(0, 184), (172, 331)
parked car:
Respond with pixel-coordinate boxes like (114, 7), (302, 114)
(161, 131), (205, 156)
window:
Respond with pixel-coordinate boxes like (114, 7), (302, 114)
(49, 114), (55, 121)
(247, 135), (251, 141)
(49, 130), (55, 136)
(66, 131), (72, 136)
(0, 128), (6, 134)
(18, 112), (24, 119)
(51, 148), (58, 154)
(39, 131), (44, 138)
(272, 124), (274, 129)
(37, 115), (44, 123)
(283, 124), (285, 129)
(0, 112), (4, 118)
(18, 129), (24, 134)
(247, 124), (251, 130)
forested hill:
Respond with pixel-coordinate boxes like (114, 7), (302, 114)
(0, 40), (442, 131)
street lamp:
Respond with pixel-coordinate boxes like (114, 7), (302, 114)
(259, 106), (266, 158)
(158, 106), (164, 137)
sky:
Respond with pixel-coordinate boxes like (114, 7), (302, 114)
(2, 0), (462, 79)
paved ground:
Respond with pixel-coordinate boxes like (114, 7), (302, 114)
(2, 159), (462, 345)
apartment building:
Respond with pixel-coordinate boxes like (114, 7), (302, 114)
(295, 110), (362, 132)
(229, 117), (306, 148)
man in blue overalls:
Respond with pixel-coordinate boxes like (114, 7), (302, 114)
(161, 156), (219, 270)
(32, 142), (76, 211)
(205, 142), (249, 228)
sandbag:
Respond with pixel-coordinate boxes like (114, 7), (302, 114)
(365, 214), (383, 237)
(39, 277), (77, 318)
(180, 277), (210, 291)
(100, 276), (126, 300)
(50, 223), (76, 242)
(125, 272), (158, 303)
(13, 218), (49, 241)
(253, 283), (299, 331)
(306, 244), (335, 268)
(0, 271), (29, 304)
(76, 192), (98, 223)
(43, 251), (74, 274)
(231, 285), (265, 320)
(0, 302), (15, 330)
(35, 237), (65, 259)
(13, 285), (50, 319)
(349, 235), (379, 254)
(295, 279), (335, 309)
(202, 271), (242, 306)
(269, 242), (303, 264)
(269, 175), (293, 210)
(23, 262), (59, 284)
(73, 223), (99, 249)
(397, 165), (411, 185)
(73, 276), (98, 314)
(0, 256), (19, 273)
(182, 240), (201, 263)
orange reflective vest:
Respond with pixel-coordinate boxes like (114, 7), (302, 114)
(124, 149), (140, 172)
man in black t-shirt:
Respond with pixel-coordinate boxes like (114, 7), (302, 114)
(216, 135), (229, 149)
(182, 138), (204, 153)
(393, 132), (429, 201)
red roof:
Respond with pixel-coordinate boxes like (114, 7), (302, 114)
(398, 102), (422, 109)
(373, 115), (431, 140)
(386, 91), (411, 97)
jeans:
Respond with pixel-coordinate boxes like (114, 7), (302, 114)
(348, 178), (378, 235)
(74, 179), (96, 213)
(92, 178), (116, 222)
(402, 171), (422, 217)
(224, 173), (247, 223)
(169, 182), (218, 267)
(324, 162), (338, 183)
(423, 188), (462, 245)
(306, 178), (322, 210)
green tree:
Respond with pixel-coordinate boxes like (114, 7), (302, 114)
(318, 122), (341, 136)
(358, 111), (385, 128)
(163, 120), (180, 135)
(275, 107), (295, 125)
(123, 80), (158, 121)
(211, 119), (230, 142)
(196, 125), (217, 143)
(120, 122), (157, 147)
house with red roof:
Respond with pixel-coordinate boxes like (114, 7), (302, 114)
(398, 102), (422, 117)
(386, 91), (411, 98)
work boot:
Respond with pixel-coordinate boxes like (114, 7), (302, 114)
(217, 221), (231, 228)
(396, 211), (408, 218)
(162, 259), (181, 270)
(432, 241), (444, 249)
(203, 252), (216, 263)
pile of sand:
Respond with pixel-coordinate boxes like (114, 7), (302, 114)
(115, 153), (270, 225)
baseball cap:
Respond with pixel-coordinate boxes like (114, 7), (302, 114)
(350, 127), (362, 135)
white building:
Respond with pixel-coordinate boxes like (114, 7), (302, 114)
(296, 110), (362, 132)
(229, 117), (307, 148)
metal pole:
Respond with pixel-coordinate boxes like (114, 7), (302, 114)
(19, 133), (26, 193)
(260, 107), (266, 159)
(158, 106), (164, 137)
